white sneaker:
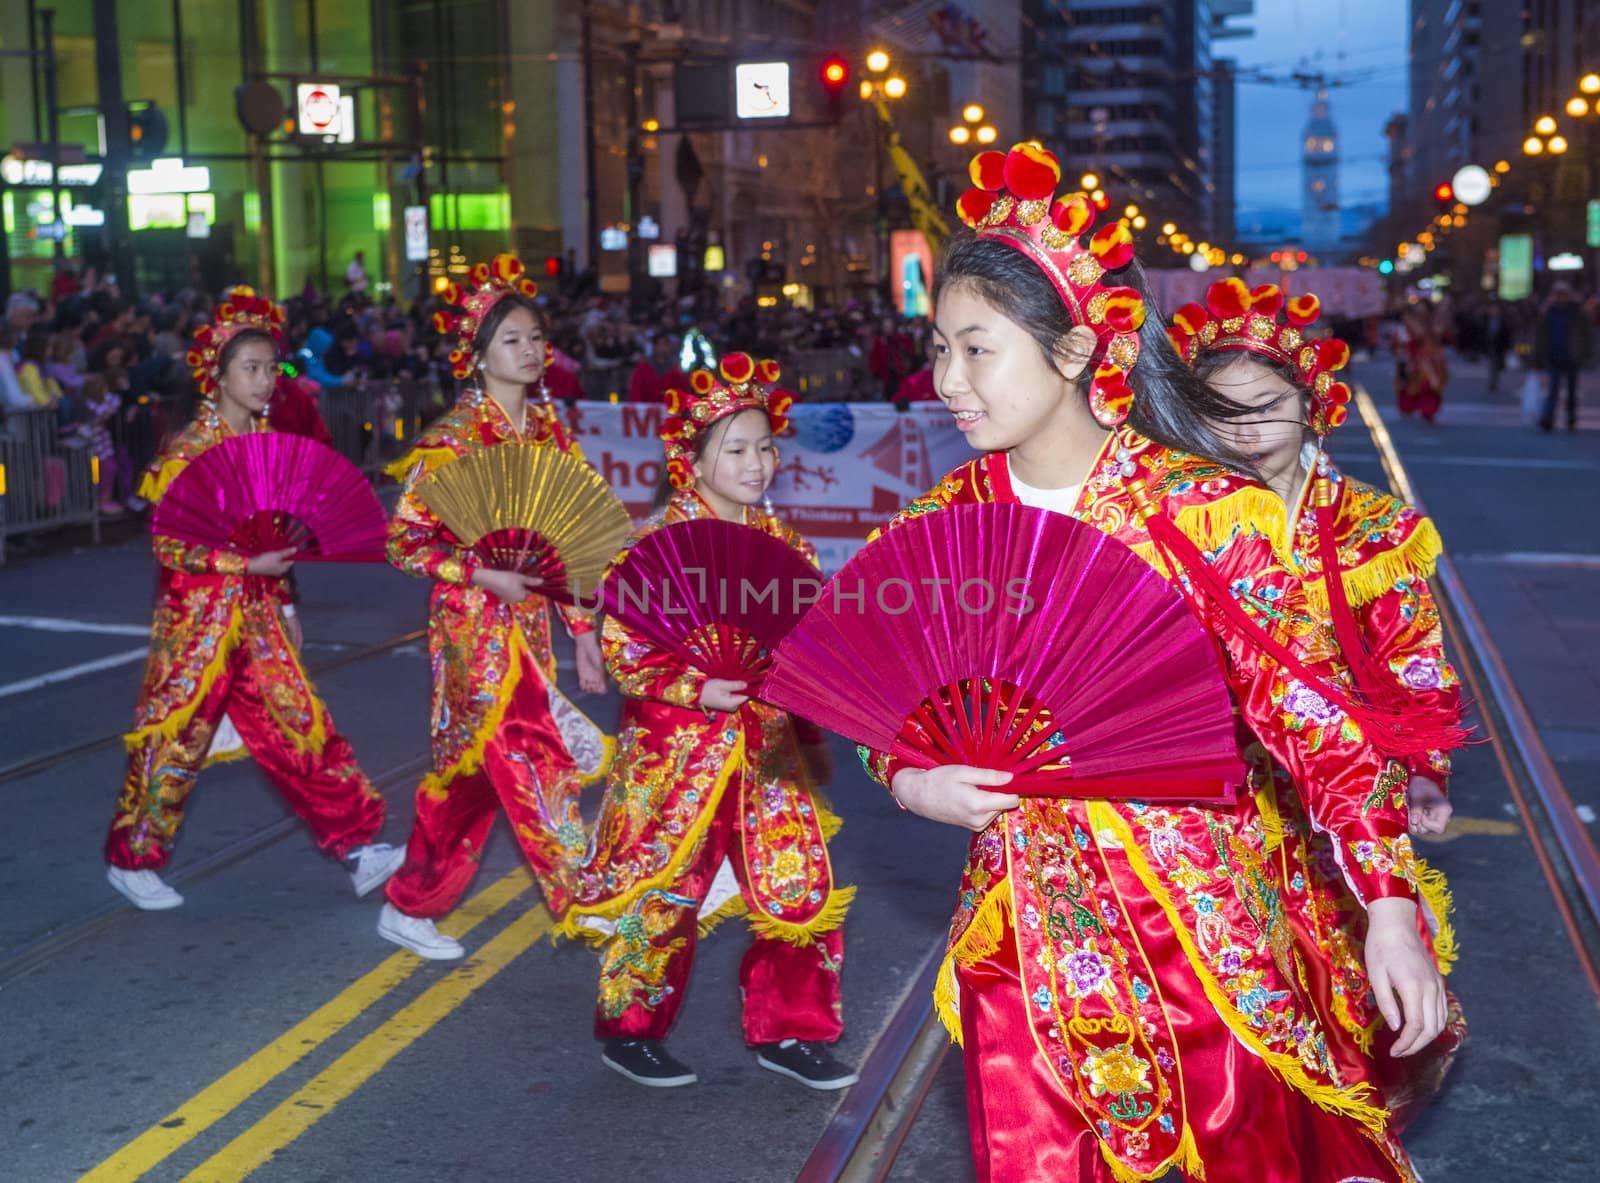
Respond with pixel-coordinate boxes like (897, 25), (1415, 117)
(347, 843), (406, 898)
(107, 866), (184, 911)
(377, 902), (464, 960)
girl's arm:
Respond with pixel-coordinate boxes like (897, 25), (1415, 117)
(385, 458), (478, 586)
(601, 614), (706, 707)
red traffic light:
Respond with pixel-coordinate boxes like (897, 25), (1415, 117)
(1433, 182), (1454, 202)
(544, 256), (561, 278)
(821, 56), (848, 89)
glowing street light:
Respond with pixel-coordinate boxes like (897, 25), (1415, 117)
(1124, 203), (1140, 218)
(884, 76), (907, 99)
(1550, 134), (1570, 153)
(975, 125), (998, 145)
(1569, 96), (1590, 117)
(1583, 72), (1600, 94)
(1161, 222), (1177, 235)
(1536, 114), (1558, 135)
(949, 126), (971, 145)
(1080, 172), (1099, 190)
(963, 104), (985, 124)
(1132, 215), (1147, 229)
(867, 50), (890, 74)
(1494, 159), (1511, 173)
(1524, 136), (1545, 155)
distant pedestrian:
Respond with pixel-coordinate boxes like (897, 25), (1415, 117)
(1395, 306), (1448, 423)
(345, 250), (369, 296)
(1534, 282), (1592, 431)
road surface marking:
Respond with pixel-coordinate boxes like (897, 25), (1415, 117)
(179, 903), (554, 1182)
(78, 868), (533, 1183)
(0, 647), (149, 699)
(0, 614), (151, 636)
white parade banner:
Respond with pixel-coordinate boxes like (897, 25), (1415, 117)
(555, 401), (972, 571)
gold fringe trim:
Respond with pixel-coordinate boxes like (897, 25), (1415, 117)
(1256, 776), (1287, 853)
(202, 743), (252, 770)
(272, 617), (329, 758)
(383, 444), (457, 485)
(124, 607), (245, 751)
(815, 792), (844, 840)
(745, 883), (856, 947)
(1101, 1124), (1206, 1183)
(932, 886), (1014, 1047)
(1089, 802), (1390, 1136)
(554, 731), (746, 941)
(1304, 518), (1443, 613)
(138, 458), (188, 506)
(698, 893), (749, 938)
(1412, 854), (1458, 976)
(1173, 487), (1291, 559)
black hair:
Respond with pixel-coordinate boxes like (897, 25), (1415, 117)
(471, 293), (543, 358)
(933, 232), (1259, 473)
(1192, 348), (1313, 439)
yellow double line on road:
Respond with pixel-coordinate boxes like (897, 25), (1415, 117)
(81, 868), (551, 1182)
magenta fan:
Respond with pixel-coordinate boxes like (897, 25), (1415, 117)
(603, 517), (822, 684)
(762, 502), (1245, 800)
(151, 433), (389, 563)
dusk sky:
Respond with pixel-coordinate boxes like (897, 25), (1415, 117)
(1226, 0), (1408, 223)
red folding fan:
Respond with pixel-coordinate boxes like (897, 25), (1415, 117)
(602, 517), (822, 685)
(152, 433), (388, 563)
(761, 502), (1245, 800)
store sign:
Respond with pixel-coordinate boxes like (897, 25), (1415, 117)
(637, 214), (660, 240)
(337, 94), (356, 145)
(186, 210), (210, 239)
(647, 243), (677, 277)
(600, 225), (628, 251)
(1498, 233), (1533, 301)
(1548, 252), (1584, 271)
(64, 206), (105, 226)
(1588, 199), (1600, 249)
(403, 205), (428, 261)
(296, 83), (343, 137)
(0, 158), (102, 187)
(127, 158), (210, 195)
(734, 62), (791, 119)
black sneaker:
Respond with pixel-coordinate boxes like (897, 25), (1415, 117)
(600, 1039), (698, 1088)
(754, 1039), (860, 1090)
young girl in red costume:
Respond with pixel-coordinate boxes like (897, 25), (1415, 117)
(560, 354), (856, 1091)
(1170, 278), (1466, 1130)
(105, 289), (399, 911)
(378, 255), (608, 960)
(859, 144), (1455, 1183)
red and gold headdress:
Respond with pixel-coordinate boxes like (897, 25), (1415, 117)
(956, 143), (1147, 428)
(185, 286), (286, 398)
(1168, 277), (1353, 433)
(659, 352), (794, 490)
(431, 253), (540, 380)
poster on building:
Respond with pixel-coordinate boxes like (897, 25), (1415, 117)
(1498, 234), (1533, 301)
(559, 402), (970, 571)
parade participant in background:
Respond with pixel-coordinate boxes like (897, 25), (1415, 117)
(1393, 305), (1448, 423)
(859, 145), (1453, 1183)
(1173, 277), (1466, 1129)
(560, 354), (856, 1092)
(627, 331), (687, 403)
(104, 289), (399, 911)
(378, 255), (608, 960)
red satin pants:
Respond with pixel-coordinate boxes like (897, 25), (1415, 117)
(957, 914), (1412, 1183)
(106, 643), (382, 870)
(593, 777), (844, 1046)
(385, 653), (584, 919)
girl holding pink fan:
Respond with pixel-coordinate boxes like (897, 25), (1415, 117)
(560, 354), (857, 1092)
(1171, 279), (1465, 1130)
(836, 145), (1455, 1182)
(105, 289), (397, 912)
(377, 255), (609, 960)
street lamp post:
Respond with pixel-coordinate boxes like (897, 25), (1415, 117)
(863, 50), (907, 296)
(948, 103), (996, 149)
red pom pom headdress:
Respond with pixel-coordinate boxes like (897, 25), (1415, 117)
(659, 352), (793, 490)
(1167, 277), (1353, 434)
(430, 253), (541, 381)
(956, 143), (1147, 428)
(185, 286), (287, 398)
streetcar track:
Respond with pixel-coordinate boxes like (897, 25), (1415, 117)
(0, 751), (432, 989)
(0, 628), (427, 785)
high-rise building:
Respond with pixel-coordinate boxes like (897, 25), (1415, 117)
(1022, 0), (1219, 237)
(1403, 0), (1483, 208)
(1301, 87), (1340, 250)
(1209, 3), (1251, 245)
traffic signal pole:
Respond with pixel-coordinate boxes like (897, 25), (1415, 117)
(91, 0), (132, 293)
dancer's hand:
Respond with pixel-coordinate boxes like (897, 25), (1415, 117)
(574, 632), (606, 694)
(472, 568), (544, 604)
(1365, 896), (1447, 1057)
(247, 547), (297, 577)
(1408, 775), (1452, 835)
(891, 765), (1020, 832)
(700, 679), (749, 712)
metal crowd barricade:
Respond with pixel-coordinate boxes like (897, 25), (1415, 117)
(787, 347), (870, 402)
(0, 406), (100, 564)
(319, 377), (446, 479)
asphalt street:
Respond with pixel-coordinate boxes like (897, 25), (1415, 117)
(1, 357), (1597, 1181)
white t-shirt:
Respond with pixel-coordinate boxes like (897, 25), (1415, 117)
(1009, 468), (1083, 515)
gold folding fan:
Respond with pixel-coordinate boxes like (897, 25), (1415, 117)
(415, 443), (632, 604)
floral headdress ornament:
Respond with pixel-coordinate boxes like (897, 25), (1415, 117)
(659, 352), (794, 490)
(955, 142), (1148, 428)
(186, 286), (287, 398)
(430, 253), (540, 381)
(1167, 277), (1353, 434)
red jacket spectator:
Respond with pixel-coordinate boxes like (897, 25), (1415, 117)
(270, 374), (335, 447)
(628, 358), (688, 403)
(893, 368), (938, 403)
